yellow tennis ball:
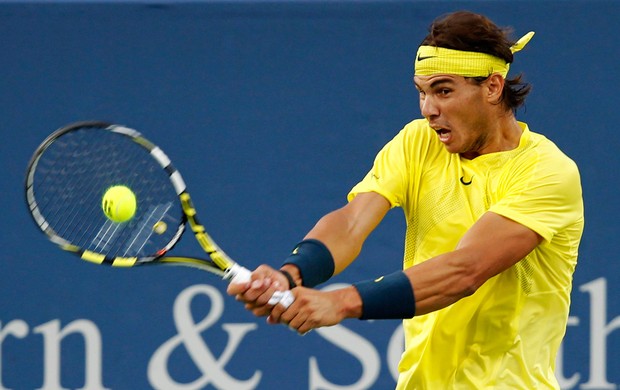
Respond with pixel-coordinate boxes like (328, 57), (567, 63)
(153, 221), (167, 234)
(102, 185), (137, 223)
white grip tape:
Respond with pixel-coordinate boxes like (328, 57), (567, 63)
(227, 264), (294, 309)
(228, 264), (252, 283)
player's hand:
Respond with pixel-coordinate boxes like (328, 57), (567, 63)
(268, 286), (359, 335)
(226, 264), (289, 316)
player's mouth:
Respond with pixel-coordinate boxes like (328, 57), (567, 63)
(435, 128), (452, 144)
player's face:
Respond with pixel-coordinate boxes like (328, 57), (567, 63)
(414, 74), (496, 159)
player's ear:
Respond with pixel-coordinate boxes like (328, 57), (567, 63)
(485, 73), (505, 105)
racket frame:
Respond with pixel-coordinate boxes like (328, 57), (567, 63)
(24, 121), (239, 280)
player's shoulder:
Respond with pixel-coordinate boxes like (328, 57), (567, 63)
(521, 125), (580, 174)
(402, 118), (433, 133)
(390, 119), (445, 157)
(398, 119), (437, 143)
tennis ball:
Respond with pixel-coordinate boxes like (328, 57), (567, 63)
(153, 221), (167, 234)
(102, 185), (137, 223)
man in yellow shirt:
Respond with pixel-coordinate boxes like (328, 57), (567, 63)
(229, 10), (584, 389)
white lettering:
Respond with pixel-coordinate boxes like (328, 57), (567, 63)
(579, 278), (620, 390)
(309, 284), (381, 390)
(148, 284), (260, 390)
(1, 277), (617, 389)
(33, 319), (108, 390)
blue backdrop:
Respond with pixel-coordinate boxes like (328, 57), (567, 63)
(1, 1), (618, 389)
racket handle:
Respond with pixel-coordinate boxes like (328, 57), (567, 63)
(225, 263), (252, 283)
(225, 264), (294, 308)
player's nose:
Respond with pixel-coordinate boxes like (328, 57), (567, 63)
(420, 95), (439, 119)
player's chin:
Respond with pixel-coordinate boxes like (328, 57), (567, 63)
(442, 143), (461, 154)
(441, 138), (468, 155)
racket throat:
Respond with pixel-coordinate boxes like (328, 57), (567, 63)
(180, 192), (234, 271)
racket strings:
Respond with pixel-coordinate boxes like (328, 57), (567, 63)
(30, 127), (183, 259)
(38, 136), (116, 239)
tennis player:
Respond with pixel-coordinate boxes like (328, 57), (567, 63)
(228, 11), (584, 389)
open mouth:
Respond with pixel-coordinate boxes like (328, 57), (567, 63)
(436, 128), (451, 143)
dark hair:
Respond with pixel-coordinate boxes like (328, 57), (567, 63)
(421, 11), (531, 112)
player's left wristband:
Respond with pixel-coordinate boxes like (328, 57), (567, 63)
(282, 239), (334, 288)
(353, 271), (416, 320)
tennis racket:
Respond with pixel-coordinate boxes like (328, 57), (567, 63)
(25, 121), (293, 307)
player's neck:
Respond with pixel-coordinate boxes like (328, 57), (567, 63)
(461, 114), (522, 159)
(494, 114), (523, 152)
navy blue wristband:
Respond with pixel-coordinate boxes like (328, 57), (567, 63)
(282, 239), (334, 287)
(353, 271), (416, 320)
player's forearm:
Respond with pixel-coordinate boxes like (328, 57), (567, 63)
(281, 193), (389, 288)
(304, 209), (365, 275)
(407, 212), (543, 315)
(405, 250), (483, 315)
(279, 209), (367, 288)
(349, 248), (488, 320)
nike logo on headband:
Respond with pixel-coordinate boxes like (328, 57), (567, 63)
(417, 54), (437, 61)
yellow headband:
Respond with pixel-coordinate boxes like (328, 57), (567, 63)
(414, 31), (535, 78)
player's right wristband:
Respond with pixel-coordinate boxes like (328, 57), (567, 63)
(282, 239), (334, 288)
(353, 271), (416, 320)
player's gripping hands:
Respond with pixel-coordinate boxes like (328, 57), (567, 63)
(226, 265), (362, 335)
(226, 264), (291, 317)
